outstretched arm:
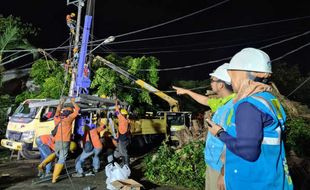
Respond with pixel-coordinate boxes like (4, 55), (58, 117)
(55, 97), (65, 117)
(69, 98), (80, 118)
(172, 86), (210, 106)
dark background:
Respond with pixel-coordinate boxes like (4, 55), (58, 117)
(1, 0), (310, 89)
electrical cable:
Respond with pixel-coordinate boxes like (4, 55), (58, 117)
(94, 32), (299, 52)
(0, 52), (32, 66)
(136, 31), (310, 71)
(112, 0), (231, 39)
(94, 33), (298, 55)
(92, 15), (310, 46)
(286, 76), (310, 98)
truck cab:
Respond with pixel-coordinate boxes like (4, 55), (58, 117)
(1, 99), (56, 159)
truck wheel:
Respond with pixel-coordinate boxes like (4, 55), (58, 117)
(20, 149), (40, 159)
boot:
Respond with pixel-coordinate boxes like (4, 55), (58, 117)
(52, 163), (64, 183)
(38, 153), (56, 172)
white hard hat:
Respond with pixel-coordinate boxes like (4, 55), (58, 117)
(209, 63), (231, 84)
(228, 48), (272, 73)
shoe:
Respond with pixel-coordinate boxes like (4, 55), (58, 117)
(93, 169), (98, 173)
(72, 172), (84, 178)
(45, 172), (52, 178)
(52, 163), (64, 183)
(37, 170), (43, 177)
(85, 171), (95, 177)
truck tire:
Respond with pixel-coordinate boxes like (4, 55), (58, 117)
(20, 149), (40, 160)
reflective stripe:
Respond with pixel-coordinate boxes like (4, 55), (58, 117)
(262, 126), (281, 145)
(251, 96), (275, 117)
(252, 96), (282, 146)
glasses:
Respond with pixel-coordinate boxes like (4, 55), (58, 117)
(210, 78), (221, 83)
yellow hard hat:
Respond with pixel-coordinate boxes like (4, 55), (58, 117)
(100, 118), (108, 126)
(69, 141), (77, 152)
(120, 109), (128, 115)
(70, 13), (76, 17)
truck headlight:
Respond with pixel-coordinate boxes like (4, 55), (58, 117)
(21, 131), (35, 143)
(5, 130), (9, 139)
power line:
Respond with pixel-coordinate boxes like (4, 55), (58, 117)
(137, 31), (310, 71)
(3, 15), (310, 55)
(0, 52), (33, 66)
(272, 41), (310, 62)
(260, 31), (310, 49)
(2, 38), (70, 69)
(113, 0), (231, 39)
(95, 32), (299, 52)
(98, 15), (310, 46)
(94, 32), (300, 55)
(286, 76), (310, 98)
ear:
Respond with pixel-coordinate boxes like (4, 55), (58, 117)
(218, 82), (225, 90)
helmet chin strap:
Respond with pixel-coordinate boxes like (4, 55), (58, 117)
(254, 77), (271, 84)
(247, 72), (270, 84)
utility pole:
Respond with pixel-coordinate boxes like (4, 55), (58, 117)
(68, 0), (85, 97)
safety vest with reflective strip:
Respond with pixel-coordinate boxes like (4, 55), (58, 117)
(204, 98), (234, 172)
(225, 91), (293, 190)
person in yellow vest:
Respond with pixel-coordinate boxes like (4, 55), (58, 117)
(173, 63), (235, 190)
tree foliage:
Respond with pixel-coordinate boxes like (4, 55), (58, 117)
(144, 141), (205, 190)
(91, 54), (160, 114)
(285, 117), (310, 157)
(15, 59), (69, 103)
(272, 63), (310, 107)
(0, 95), (11, 137)
(0, 15), (38, 64)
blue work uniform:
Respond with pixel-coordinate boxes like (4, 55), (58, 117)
(224, 92), (293, 190)
(204, 94), (235, 172)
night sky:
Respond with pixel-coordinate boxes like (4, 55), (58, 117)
(2, 0), (310, 89)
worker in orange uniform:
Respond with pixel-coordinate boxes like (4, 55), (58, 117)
(72, 121), (107, 177)
(36, 134), (55, 178)
(113, 99), (130, 166)
(52, 97), (80, 183)
(66, 13), (76, 35)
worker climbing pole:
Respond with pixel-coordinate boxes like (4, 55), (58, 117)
(66, 13), (76, 35)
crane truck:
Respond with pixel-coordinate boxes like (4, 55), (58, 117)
(94, 56), (192, 145)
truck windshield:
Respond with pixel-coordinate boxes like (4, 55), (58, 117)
(12, 102), (38, 118)
(168, 114), (185, 126)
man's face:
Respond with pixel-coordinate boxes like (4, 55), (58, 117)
(210, 76), (222, 95)
(227, 70), (248, 93)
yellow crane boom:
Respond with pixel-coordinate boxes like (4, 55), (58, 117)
(95, 56), (180, 112)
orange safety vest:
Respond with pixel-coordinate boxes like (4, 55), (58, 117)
(40, 135), (55, 151)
